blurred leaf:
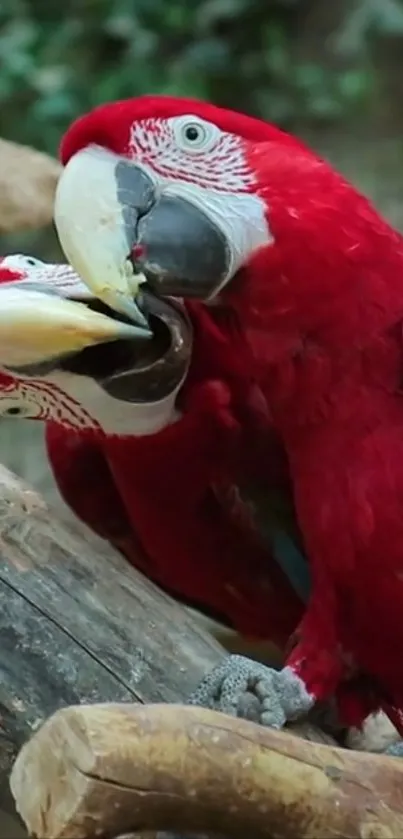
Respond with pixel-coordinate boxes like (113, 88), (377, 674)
(195, 0), (250, 30)
(182, 38), (230, 71)
(337, 68), (371, 100)
(31, 91), (79, 120)
(334, 0), (403, 55)
(372, 0), (403, 34)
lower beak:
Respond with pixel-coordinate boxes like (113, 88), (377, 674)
(0, 282), (151, 369)
(54, 145), (230, 321)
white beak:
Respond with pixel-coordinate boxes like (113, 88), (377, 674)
(0, 281), (150, 368)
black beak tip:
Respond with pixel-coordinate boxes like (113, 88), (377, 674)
(132, 255), (226, 301)
(123, 191), (231, 301)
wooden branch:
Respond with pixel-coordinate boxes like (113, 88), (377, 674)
(0, 460), (367, 839)
(0, 462), (224, 814)
(10, 702), (403, 839)
(0, 138), (61, 233)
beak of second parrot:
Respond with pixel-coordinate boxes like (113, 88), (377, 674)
(0, 275), (193, 404)
(0, 280), (151, 370)
(53, 145), (232, 325)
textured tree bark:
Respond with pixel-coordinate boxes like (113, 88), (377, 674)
(0, 461), (336, 820)
(0, 462), (224, 815)
(0, 461), (349, 839)
(10, 701), (403, 839)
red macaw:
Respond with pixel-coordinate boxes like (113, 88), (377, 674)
(50, 93), (403, 739)
(0, 254), (305, 659)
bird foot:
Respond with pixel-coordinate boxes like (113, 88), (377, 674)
(188, 654), (314, 729)
(384, 741), (403, 757)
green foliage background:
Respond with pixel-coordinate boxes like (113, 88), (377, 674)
(2, 0), (403, 156)
(2, 0), (403, 260)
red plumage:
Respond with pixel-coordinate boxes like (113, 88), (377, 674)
(0, 255), (302, 645)
(227, 138), (403, 727)
(45, 299), (302, 643)
(57, 95), (403, 732)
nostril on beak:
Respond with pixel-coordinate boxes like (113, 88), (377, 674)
(132, 243), (145, 260)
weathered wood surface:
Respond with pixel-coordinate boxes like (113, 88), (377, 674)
(10, 702), (403, 839)
(0, 461), (339, 823)
(0, 462), (226, 814)
(0, 138), (61, 233)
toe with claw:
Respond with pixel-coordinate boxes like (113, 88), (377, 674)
(384, 741), (403, 758)
(188, 654), (315, 729)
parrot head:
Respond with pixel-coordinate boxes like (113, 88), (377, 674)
(53, 96), (307, 325)
(54, 95), (403, 347)
(0, 254), (192, 435)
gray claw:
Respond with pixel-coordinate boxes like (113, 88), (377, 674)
(188, 654), (314, 728)
(384, 740), (403, 758)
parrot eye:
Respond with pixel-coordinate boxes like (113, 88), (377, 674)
(184, 125), (202, 142)
(5, 406), (23, 416)
(172, 116), (220, 153)
(2, 254), (45, 272)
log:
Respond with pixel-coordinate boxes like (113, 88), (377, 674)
(0, 139), (61, 233)
(10, 702), (403, 839)
(0, 462), (225, 815)
(0, 461), (336, 822)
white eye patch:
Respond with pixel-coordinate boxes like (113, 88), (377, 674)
(1, 254), (46, 273)
(170, 115), (221, 154)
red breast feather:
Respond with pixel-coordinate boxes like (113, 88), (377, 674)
(222, 141), (403, 724)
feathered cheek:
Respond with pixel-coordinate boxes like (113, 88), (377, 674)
(53, 145), (274, 319)
(0, 377), (42, 420)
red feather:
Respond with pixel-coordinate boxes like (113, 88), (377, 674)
(225, 134), (403, 728)
(0, 256), (302, 644)
(58, 95), (403, 731)
(45, 302), (302, 643)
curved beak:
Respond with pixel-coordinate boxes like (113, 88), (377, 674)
(54, 145), (231, 321)
(0, 281), (151, 370)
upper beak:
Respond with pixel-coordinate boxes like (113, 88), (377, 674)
(54, 145), (231, 322)
(0, 281), (151, 370)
